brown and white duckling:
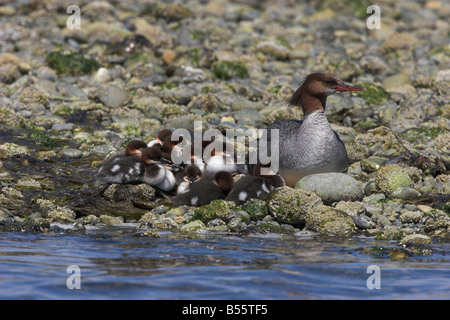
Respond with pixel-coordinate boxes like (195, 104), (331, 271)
(226, 163), (285, 205)
(140, 147), (177, 192)
(94, 140), (147, 184)
(202, 140), (248, 180)
(148, 129), (173, 148)
(171, 171), (234, 207)
(176, 164), (202, 195)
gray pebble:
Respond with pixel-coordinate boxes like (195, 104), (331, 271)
(61, 148), (82, 159)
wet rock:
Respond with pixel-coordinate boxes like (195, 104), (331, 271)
(389, 91), (434, 134)
(0, 142), (29, 156)
(100, 215), (124, 225)
(379, 32), (414, 55)
(94, 84), (130, 108)
(382, 73), (411, 90)
(335, 201), (366, 217)
(187, 94), (222, 113)
(178, 65), (206, 83)
(192, 200), (237, 224)
(391, 187), (421, 200)
(354, 126), (405, 155)
(305, 205), (355, 236)
(51, 123), (74, 132)
(421, 208), (450, 234)
(267, 187), (322, 225)
(399, 211), (423, 224)
(103, 184), (156, 207)
(361, 156), (388, 173)
(257, 41), (290, 60)
(434, 69), (450, 94)
(134, 230), (160, 238)
(295, 173), (364, 205)
(60, 148), (83, 159)
(180, 220), (206, 232)
(360, 55), (388, 75)
(375, 164), (412, 196)
(161, 85), (197, 105)
(48, 206), (76, 223)
(400, 234), (432, 246)
(0, 63), (21, 83)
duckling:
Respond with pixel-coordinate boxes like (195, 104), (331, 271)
(226, 163), (285, 205)
(171, 171), (234, 207)
(148, 129), (173, 147)
(94, 140), (147, 184)
(176, 164), (202, 195)
(140, 147), (177, 192)
(202, 140), (248, 180)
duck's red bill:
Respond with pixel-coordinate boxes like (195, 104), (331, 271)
(336, 83), (365, 92)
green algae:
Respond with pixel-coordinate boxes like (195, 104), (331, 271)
(212, 61), (248, 80)
(47, 51), (100, 75)
(353, 83), (389, 105)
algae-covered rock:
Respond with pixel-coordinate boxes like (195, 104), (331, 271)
(421, 209), (450, 234)
(354, 126), (405, 155)
(47, 51), (100, 75)
(241, 198), (267, 221)
(295, 173), (364, 205)
(134, 229), (160, 238)
(192, 200), (237, 223)
(48, 206), (76, 223)
(353, 83), (389, 105)
(434, 69), (450, 94)
(212, 60), (248, 80)
(375, 164), (412, 195)
(267, 187), (322, 225)
(0, 142), (29, 156)
(400, 234), (432, 246)
(304, 205), (356, 236)
(103, 184), (156, 207)
(180, 220), (206, 232)
(100, 215), (124, 225)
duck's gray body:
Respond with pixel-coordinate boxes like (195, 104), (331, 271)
(266, 110), (348, 186)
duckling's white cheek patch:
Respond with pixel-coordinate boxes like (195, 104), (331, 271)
(134, 163), (141, 171)
(238, 192), (247, 202)
(111, 165), (120, 173)
(261, 182), (270, 194)
(191, 196), (199, 206)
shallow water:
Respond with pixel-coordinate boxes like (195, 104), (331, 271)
(0, 226), (449, 300)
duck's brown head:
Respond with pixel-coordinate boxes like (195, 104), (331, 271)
(125, 140), (148, 156)
(287, 73), (365, 114)
(140, 147), (163, 165)
(214, 171), (234, 195)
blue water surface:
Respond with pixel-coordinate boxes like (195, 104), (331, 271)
(0, 226), (449, 300)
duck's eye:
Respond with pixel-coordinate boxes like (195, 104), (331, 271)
(325, 79), (331, 84)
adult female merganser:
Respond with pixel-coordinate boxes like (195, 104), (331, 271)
(94, 140), (147, 184)
(148, 129), (173, 147)
(264, 73), (365, 187)
(176, 164), (202, 195)
(140, 147), (177, 192)
(226, 163), (285, 205)
(171, 171), (234, 206)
